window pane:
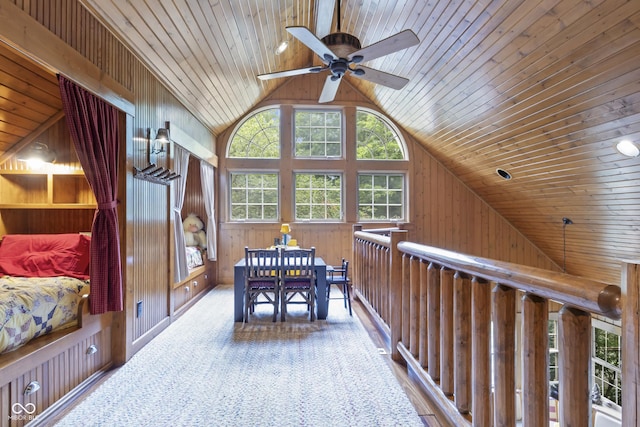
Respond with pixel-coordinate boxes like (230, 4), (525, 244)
(356, 109), (405, 160)
(294, 110), (342, 158)
(229, 108), (280, 158)
(358, 173), (405, 221)
(295, 173), (342, 220)
(229, 173), (278, 220)
(592, 326), (622, 406)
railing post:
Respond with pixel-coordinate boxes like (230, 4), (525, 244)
(559, 305), (591, 426)
(472, 277), (491, 426)
(493, 284), (516, 426)
(440, 267), (455, 396)
(427, 262), (440, 379)
(522, 294), (549, 427)
(389, 229), (407, 361)
(409, 255), (420, 357)
(419, 260), (429, 367)
(621, 261), (639, 427)
(454, 271), (472, 413)
(352, 224), (362, 295)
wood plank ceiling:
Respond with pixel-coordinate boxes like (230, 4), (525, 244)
(0, 42), (61, 163)
(2, 0), (639, 285)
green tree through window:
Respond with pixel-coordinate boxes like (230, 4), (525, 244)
(228, 108), (280, 158)
(356, 110), (404, 160)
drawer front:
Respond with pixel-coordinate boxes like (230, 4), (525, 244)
(3, 327), (112, 427)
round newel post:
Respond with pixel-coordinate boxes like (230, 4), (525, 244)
(352, 224), (362, 294)
(621, 261), (640, 427)
(559, 305), (591, 426)
(389, 228), (407, 361)
(472, 276), (491, 426)
(492, 284), (516, 426)
(522, 293), (549, 427)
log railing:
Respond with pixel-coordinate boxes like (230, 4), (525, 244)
(352, 225), (638, 427)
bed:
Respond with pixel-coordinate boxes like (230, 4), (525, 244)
(0, 233), (91, 354)
(185, 245), (205, 270)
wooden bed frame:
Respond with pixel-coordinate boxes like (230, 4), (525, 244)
(0, 294), (113, 427)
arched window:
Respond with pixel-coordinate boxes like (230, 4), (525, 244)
(227, 107), (280, 158)
(356, 109), (406, 160)
(225, 105), (408, 222)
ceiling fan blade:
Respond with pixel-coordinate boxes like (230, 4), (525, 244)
(319, 75), (341, 103)
(348, 29), (419, 63)
(258, 66), (324, 80)
(350, 66), (409, 90)
(287, 26), (336, 62)
(315, 0), (336, 38)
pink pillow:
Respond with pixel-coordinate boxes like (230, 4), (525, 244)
(0, 234), (91, 279)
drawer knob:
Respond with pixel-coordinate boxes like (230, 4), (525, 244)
(87, 344), (98, 355)
(185, 286), (190, 292)
(24, 380), (41, 396)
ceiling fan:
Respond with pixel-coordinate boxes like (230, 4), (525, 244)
(257, 0), (420, 103)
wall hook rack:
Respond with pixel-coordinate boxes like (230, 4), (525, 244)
(133, 163), (180, 185)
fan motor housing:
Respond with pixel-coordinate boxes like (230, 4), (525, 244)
(321, 32), (362, 58)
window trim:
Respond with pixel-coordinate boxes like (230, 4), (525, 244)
(356, 171), (407, 222)
(228, 170), (281, 222)
(293, 107), (344, 159)
(293, 171), (344, 222)
(226, 105), (281, 159)
(224, 104), (410, 224)
(356, 106), (409, 161)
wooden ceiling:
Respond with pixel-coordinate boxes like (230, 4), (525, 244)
(0, 42), (61, 164)
(1, 0), (639, 285)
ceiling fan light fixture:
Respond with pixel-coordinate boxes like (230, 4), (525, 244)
(321, 32), (362, 57)
(616, 139), (639, 157)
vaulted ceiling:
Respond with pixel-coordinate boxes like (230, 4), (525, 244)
(1, 0), (639, 285)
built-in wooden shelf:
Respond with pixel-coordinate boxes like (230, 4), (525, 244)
(0, 170), (96, 209)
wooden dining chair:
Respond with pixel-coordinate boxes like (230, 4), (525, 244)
(280, 247), (316, 321)
(244, 247), (280, 322)
(326, 258), (352, 316)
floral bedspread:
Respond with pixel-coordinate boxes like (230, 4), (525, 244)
(186, 246), (204, 270)
(0, 276), (89, 354)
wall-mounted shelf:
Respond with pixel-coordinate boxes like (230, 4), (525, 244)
(0, 170), (96, 209)
(134, 164), (180, 186)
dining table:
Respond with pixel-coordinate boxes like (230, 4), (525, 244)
(233, 255), (328, 322)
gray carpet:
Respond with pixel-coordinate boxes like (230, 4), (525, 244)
(55, 285), (424, 427)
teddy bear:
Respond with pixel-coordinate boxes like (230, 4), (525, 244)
(182, 213), (207, 249)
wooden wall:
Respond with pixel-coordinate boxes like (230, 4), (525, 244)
(3, 0), (216, 363)
(215, 73), (559, 283)
(0, 117), (94, 235)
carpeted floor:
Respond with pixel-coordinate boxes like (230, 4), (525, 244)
(54, 284), (425, 427)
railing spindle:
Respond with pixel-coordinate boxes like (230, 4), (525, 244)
(409, 255), (420, 357)
(621, 261), (639, 426)
(419, 259), (428, 367)
(427, 262), (439, 378)
(522, 293), (549, 427)
(559, 305), (591, 426)
(454, 271), (472, 413)
(471, 276), (491, 426)
(440, 266), (455, 396)
(492, 284), (516, 426)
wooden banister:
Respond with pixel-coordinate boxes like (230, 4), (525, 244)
(397, 241), (621, 319)
(352, 228), (634, 427)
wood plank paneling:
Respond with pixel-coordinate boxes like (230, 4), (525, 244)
(216, 74), (559, 283)
(71, 0), (640, 287)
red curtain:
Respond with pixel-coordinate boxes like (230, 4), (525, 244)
(58, 75), (123, 314)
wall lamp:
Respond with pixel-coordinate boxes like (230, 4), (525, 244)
(17, 142), (56, 166)
(150, 128), (170, 156)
